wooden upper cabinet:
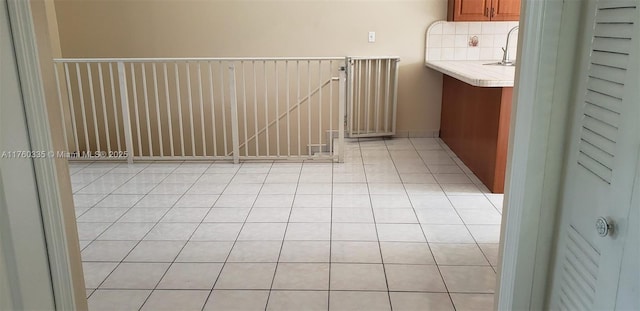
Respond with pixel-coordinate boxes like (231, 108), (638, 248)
(448, 0), (520, 21)
(491, 0), (521, 21)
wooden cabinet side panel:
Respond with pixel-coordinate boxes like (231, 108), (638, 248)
(492, 87), (513, 193)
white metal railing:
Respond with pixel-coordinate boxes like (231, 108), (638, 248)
(53, 57), (348, 163)
(347, 57), (400, 137)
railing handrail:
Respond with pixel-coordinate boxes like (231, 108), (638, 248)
(53, 57), (347, 63)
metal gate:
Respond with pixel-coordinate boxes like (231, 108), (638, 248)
(346, 56), (400, 137)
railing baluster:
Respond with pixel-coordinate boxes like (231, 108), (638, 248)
(392, 60), (399, 134)
(220, 61), (228, 157)
(130, 63), (142, 157)
(208, 62), (218, 157)
(264, 61), (269, 156)
(75, 63), (90, 154)
(97, 64), (111, 153)
(275, 61), (280, 157)
(365, 59), (371, 135)
(163, 63), (175, 156)
(286, 61), (291, 157)
(141, 63), (153, 157)
(186, 63), (196, 156)
(54, 64), (70, 152)
(197, 63), (206, 156)
(253, 61), (259, 157)
(86, 63), (101, 152)
(307, 60), (311, 156)
(385, 59), (391, 133)
(375, 59), (381, 133)
(296, 61), (301, 157)
(117, 61), (134, 163)
(338, 68), (346, 163)
(356, 60), (361, 136)
(329, 60), (333, 155)
(108, 63), (122, 152)
(318, 61), (322, 154)
(152, 63), (164, 157)
(175, 63), (186, 156)
(242, 61), (249, 157)
(228, 64), (240, 164)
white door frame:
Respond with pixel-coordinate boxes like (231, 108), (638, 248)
(6, 0), (585, 310)
(4, 0), (79, 309)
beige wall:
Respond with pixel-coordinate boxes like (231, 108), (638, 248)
(30, 1), (88, 309)
(54, 0), (447, 137)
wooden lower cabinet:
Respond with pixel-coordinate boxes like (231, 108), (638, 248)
(440, 75), (512, 193)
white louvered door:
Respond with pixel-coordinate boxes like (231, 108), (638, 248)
(550, 0), (639, 309)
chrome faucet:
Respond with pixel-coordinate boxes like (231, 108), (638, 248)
(500, 26), (519, 65)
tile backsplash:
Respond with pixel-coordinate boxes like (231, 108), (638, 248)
(425, 21), (519, 62)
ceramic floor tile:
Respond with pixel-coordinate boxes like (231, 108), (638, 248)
(186, 183), (227, 195)
(376, 224), (426, 242)
(134, 194), (181, 208)
(329, 291), (391, 311)
(144, 223), (199, 241)
(331, 241), (382, 263)
(157, 263), (223, 289)
(296, 183), (332, 194)
(379, 242), (435, 265)
(265, 173), (300, 183)
(259, 183), (298, 194)
(176, 241), (234, 262)
(421, 225), (475, 243)
(415, 208), (463, 224)
(385, 264), (447, 292)
(77, 208), (128, 222)
(332, 183), (369, 194)
(223, 183), (263, 195)
(389, 292), (454, 311)
(439, 266), (496, 293)
(227, 241), (282, 262)
(331, 208), (374, 223)
(332, 223), (378, 241)
(456, 208), (502, 225)
(246, 207), (291, 222)
(266, 290), (328, 311)
(466, 225), (501, 243)
(238, 223), (287, 241)
(293, 194), (332, 208)
(373, 208), (418, 223)
(409, 194), (452, 208)
(272, 263), (330, 290)
(330, 263), (387, 291)
(450, 293), (495, 311)
(288, 208), (331, 222)
(119, 207), (170, 222)
(400, 173), (437, 184)
(478, 243), (500, 266)
(203, 208), (250, 222)
(82, 262), (118, 289)
(203, 290), (269, 311)
(197, 174), (235, 184)
(94, 194), (144, 207)
(430, 243), (490, 266)
(100, 263), (170, 289)
(252, 194), (295, 208)
(214, 263), (277, 289)
(279, 241), (330, 263)
(214, 194), (257, 208)
(124, 241), (185, 262)
(174, 195), (219, 208)
(285, 223), (331, 241)
(88, 289), (151, 311)
(332, 194), (371, 208)
(160, 208), (210, 222)
(191, 223), (243, 241)
(81, 240), (138, 262)
(370, 195), (413, 209)
(447, 195), (495, 209)
(97, 223), (155, 241)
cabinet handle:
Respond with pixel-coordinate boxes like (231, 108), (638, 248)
(491, 7), (495, 17)
(485, 7), (489, 16)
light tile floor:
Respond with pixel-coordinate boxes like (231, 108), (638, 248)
(71, 138), (503, 311)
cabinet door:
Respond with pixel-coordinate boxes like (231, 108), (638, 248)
(449, 0), (490, 21)
(490, 0), (520, 21)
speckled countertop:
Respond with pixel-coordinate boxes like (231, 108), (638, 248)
(425, 60), (516, 87)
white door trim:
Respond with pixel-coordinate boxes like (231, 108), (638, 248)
(497, 0), (584, 310)
(6, 0), (78, 309)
